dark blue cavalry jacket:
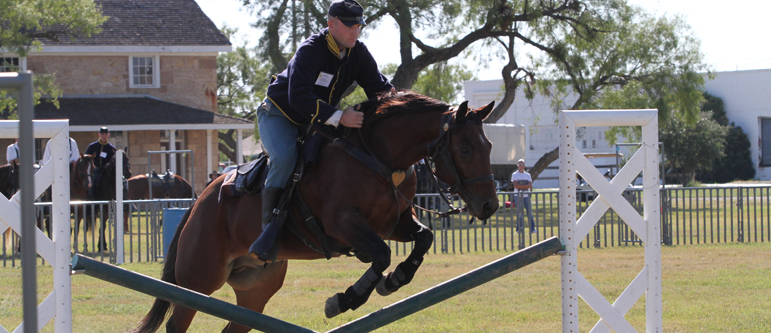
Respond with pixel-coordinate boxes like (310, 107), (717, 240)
(265, 28), (393, 125)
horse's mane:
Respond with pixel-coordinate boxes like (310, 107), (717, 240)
(360, 91), (452, 133)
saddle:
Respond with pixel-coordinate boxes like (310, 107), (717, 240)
(219, 107), (416, 260)
(147, 170), (176, 198)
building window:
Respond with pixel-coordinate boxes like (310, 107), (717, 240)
(129, 55), (160, 88)
(761, 117), (771, 166)
(1, 57), (20, 72)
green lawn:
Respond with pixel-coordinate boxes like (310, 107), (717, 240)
(1, 242), (769, 332)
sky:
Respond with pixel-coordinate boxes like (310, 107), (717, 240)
(195, 0), (771, 81)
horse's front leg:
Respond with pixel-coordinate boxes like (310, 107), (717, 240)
(377, 207), (433, 296)
(324, 208), (390, 318)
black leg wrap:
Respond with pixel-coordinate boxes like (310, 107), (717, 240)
(325, 267), (381, 318)
(379, 257), (423, 295)
(345, 267), (381, 311)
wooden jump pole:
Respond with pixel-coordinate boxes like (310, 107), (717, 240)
(326, 237), (564, 333)
(70, 254), (316, 333)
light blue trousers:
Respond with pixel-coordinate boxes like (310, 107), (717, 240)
(256, 99), (299, 189)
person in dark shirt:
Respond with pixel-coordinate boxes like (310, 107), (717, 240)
(250, 0), (395, 262)
(85, 127), (116, 199)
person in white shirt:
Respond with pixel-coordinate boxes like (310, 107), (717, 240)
(510, 158), (536, 233)
(6, 138), (19, 165)
(41, 137), (80, 167)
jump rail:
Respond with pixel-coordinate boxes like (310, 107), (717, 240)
(71, 237), (563, 333)
(70, 254), (315, 333)
(327, 237), (563, 333)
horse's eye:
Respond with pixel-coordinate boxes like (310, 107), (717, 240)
(460, 147), (471, 155)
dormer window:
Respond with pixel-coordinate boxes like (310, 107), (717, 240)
(129, 55), (160, 88)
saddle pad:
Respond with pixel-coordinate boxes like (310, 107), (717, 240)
(218, 169), (239, 202)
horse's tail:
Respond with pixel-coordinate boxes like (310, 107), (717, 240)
(134, 206), (192, 333)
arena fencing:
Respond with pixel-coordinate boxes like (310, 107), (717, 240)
(393, 185), (771, 255)
(2, 185), (770, 266)
(2, 198), (194, 267)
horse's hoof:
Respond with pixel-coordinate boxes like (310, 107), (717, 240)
(376, 276), (393, 296)
(325, 294), (343, 318)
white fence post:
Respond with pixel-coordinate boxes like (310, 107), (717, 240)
(559, 109), (662, 333)
(116, 150), (124, 264)
(0, 119), (72, 333)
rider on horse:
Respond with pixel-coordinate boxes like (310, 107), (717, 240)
(85, 127), (116, 200)
(250, 0), (395, 262)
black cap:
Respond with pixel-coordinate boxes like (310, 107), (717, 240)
(328, 0), (366, 26)
(99, 127), (109, 134)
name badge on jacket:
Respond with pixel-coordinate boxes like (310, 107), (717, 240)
(315, 72), (334, 87)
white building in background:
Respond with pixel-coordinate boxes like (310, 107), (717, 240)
(465, 80), (632, 188)
(703, 69), (771, 181)
(464, 69), (771, 188)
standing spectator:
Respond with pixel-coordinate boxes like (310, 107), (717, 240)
(6, 138), (19, 165)
(206, 171), (219, 187)
(84, 127), (116, 199)
(41, 136), (80, 168)
(510, 159), (535, 233)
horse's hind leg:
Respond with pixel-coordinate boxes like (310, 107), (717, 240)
(222, 260), (288, 333)
(324, 210), (391, 318)
(378, 208), (434, 296)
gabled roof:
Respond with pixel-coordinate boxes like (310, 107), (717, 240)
(40, 0), (231, 47)
(34, 95), (252, 132)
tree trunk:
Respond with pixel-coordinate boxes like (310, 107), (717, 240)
(529, 146), (559, 181)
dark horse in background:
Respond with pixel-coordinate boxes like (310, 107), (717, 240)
(136, 92), (498, 332)
(126, 172), (194, 200)
(1, 163), (19, 247)
(0, 162), (19, 199)
(88, 152), (132, 251)
(123, 171), (195, 231)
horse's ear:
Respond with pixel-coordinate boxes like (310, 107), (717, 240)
(476, 101), (495, 121)
(455, 101), (469, 123)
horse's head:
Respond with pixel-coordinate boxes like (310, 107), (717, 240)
(121, 153), (132, 179)
(104, 153), (132, 180)
(74, 154), (94, 189)
(430, 100), (499, 220)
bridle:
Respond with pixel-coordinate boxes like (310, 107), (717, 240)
(413, 111), (494, 217)
(73, 158), (91, 190)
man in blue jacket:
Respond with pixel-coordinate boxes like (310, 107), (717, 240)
(250, 0), (395, 262)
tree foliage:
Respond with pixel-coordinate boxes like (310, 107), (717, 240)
(0, 0), (106, 118)
(216, 25), (272, 162)
(660, 111), (727, 186)
(235, 0), (710, 180)
(696, 93), (754, 183)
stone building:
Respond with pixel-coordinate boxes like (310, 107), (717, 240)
(0, 0), (251, 194)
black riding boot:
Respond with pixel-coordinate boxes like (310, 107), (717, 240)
(249, 187), (284, 263)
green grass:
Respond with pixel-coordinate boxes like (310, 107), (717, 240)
(1, 242), (770, 332)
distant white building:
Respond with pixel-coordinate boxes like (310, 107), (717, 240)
(464, 69), (771, 187)
(703, 69), (771, 181)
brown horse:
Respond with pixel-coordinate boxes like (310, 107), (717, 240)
(126, 173), (194, 200)
(122, 173), (194, 231)
(136, 92), (498, 332)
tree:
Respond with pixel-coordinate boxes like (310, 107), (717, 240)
(216, 25), (272, 162)
(0, 0), (106, 118)
(238, 1), (709, 181)
(660, 111), (726, 186)
(696, 92), (754, 183)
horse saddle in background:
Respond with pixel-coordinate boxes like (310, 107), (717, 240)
(148, 170), (176, 187)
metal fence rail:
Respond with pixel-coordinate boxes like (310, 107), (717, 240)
(4, 185), (770, 264)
